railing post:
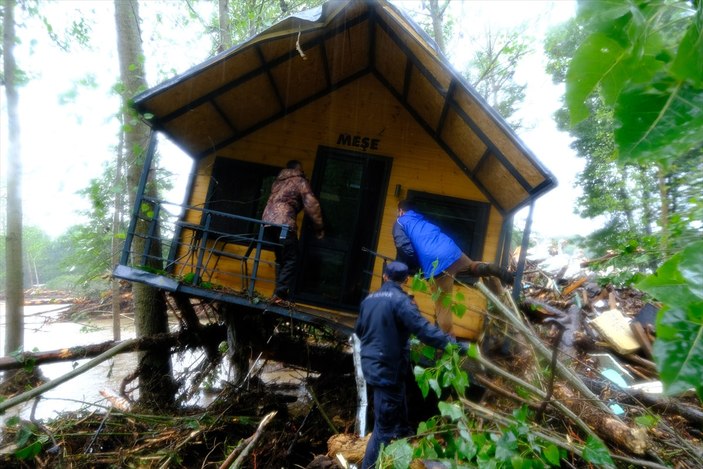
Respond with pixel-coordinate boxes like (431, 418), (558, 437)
(141, 202), (161, 266)
(249, 224), (266, 297)
(120, 131), (158, 266)
(512, 200), (534, 303)
(193, 212), (212, 284)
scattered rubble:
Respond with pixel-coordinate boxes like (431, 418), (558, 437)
(1, 244), (701, 468)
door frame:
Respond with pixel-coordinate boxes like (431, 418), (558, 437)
(296, 146), (392, 310)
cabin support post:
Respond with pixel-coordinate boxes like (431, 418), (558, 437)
(351, 334), (368, 437)
(121, 131), (158, 266)
(192, 212), (213, 285)
(512, 201), (534, 303)
(497, 217), (514, 267)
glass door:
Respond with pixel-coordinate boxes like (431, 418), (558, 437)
(295, 148), (391, 310)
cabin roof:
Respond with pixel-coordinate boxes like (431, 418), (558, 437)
(133, 0), (556, 215)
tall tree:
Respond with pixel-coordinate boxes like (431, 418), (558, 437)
(545, 17), (700, 275)
(559, 0), (703, 401)
(208, 0), (327, 52)
(217, 0), (231, 53)
(463, 27), (529, 130)
(422, 0), (450, 53)
(114, 0), (175, 409)
(409, 2), (530, 128)
(3, 0), (24, 365)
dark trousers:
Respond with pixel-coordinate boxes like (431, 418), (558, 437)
(362, 383), (413, 469)
(265, 226), (299, 299)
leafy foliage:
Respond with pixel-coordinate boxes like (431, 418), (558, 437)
(559, 0), (703, 402)
(638, 240), (703, 400)
(547, 4), (702, 280)
(383, 348), (577, 468)
(566, 0), (701, 163)
(4, 417), (50, 461)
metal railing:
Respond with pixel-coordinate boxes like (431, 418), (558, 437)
(120, 196), (289, 298)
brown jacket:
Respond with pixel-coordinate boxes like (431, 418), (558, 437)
(262, 168), (324, 233)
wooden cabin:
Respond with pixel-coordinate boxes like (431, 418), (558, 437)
(114, 0), (556, 341)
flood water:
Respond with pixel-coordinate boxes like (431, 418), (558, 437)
(0, 301), (219, 424)
(0, 301), (312, 425)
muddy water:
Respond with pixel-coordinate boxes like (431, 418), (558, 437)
(0, 302), (143, 422)
(0, 302), (312, 424)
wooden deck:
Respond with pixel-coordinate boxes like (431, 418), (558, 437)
(113, 265), (357, 335)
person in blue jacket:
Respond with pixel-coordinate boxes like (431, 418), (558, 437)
(393, 199), (514, 334)
(355, 261), (464, 469)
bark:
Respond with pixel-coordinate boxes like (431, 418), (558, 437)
(0, 325), (225, 372)
(425, 0), (449, 53)
(582, 376), (703, 428)
(554, 383), (649, 455)
(0, 340), (137, 414)
(3, 0), (24, 364)
(111, 125), (125, 341)
(217, 0), (231, 53)
(114, 0), (174, 408)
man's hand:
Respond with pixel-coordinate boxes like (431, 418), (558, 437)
(315, 229), (325, 240)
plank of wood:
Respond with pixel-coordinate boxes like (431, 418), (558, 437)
(589, 309), (640, 355)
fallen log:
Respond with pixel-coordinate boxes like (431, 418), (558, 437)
(0, 340), (137, 413)
(582, 376), (703, 428)
(219, 410), (277, 469)
(0, 323), (352, 375)
(0, 325), (226, 372)
(553, 383), (649, 455)
(476, 282), (616, 417)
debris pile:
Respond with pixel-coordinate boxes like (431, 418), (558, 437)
(0, 245), (701, 468)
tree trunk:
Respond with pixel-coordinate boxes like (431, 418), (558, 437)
(3, 0), (25, 371)
(217, 0), (232, 53)
(425, 0), (447, 54)
(114, 0), (175, 409)
(111, 121), (125, 341)
(656, 163), (670, 258)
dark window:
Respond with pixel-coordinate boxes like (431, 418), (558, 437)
(203, 158), (280, 238)
(406, 190), (490, 282)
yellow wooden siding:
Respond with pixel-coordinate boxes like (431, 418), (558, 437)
(186, 74), (502, 339)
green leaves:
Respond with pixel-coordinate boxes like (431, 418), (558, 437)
(566, 0), (703, 161)
(378, 439), (414, 469)
(671, 10), (703, 86)
(413, 344), (469, 399)
(582, 435), (614, 467)
(566, 32), (627, 122)
(615, 79), (703, 163)
(638, 240), (703, 400)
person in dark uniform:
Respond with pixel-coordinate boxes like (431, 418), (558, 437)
(354, 261), (465, 468)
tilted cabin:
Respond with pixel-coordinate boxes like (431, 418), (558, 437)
(114, 0), (556, 340)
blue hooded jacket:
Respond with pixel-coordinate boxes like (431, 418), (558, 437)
(355, 280), (456, 387)
(393, 210), (462, 279)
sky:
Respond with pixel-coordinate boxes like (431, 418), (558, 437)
(0, 0), (595, 240)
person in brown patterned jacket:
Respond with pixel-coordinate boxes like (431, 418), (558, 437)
(262, 160), (325, 304)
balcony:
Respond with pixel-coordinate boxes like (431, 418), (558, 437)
(113, 196), (357, 334)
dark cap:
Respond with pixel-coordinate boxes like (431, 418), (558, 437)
(384, 261), (409, 282)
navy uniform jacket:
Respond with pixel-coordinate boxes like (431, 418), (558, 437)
(355, 280), (457, 387)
